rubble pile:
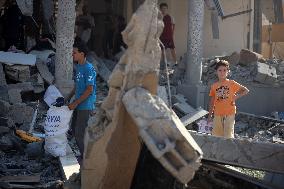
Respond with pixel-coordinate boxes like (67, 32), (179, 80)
(235, 113), (284, 143)
(201, 49), (284, 86)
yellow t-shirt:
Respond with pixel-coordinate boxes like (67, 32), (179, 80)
(209, 79), (242, 116)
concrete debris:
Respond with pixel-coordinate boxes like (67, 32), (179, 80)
(235, 113), (284, 143)
(0, 51), (36, 66)
(172, 94), (188, 104)
(8, 89), (22, 104)
(7, 82), (34, 92)
(253, 62), (277, 85)
(25, 141), (44, 158)
(201, 52), (283, 86)
(239, 49), (264, 65)
(122, 87), (202, 184)
(5, 65), (30, 82)
(0, 63), (7, 86)
(36, 59), (54, 85)
(8, 103), (34, 125)
(28, 73), (45, 93)
(226, 51), (240, 66)
(173, 102), (197, 115)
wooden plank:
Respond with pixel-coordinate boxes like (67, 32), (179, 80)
(189, 131), (284, 174)
(59, 144), (80, 180)
(181, 109), (208, 126)
(0, 175), (40, 183)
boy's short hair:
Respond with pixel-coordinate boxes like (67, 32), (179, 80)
(73, 37), (88, 57)
(160, 3), (168, 8)
(215, 60), (230, 70)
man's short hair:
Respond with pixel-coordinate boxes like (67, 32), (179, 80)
(73, 37), (88, 57)
(160, 3), (168, 8)
(215, 60), (230, 70)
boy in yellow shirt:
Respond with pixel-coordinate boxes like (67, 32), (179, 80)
(208, 60), (249, 138)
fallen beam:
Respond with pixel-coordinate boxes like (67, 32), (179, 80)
(189, 131), (284, 174)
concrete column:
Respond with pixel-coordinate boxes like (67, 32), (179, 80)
(186, 0), (204, 84)
(55, 0), (76, 96)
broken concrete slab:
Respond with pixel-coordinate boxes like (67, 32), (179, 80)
(254, 62), (277, 84)
(36, 59), (54, 85)
(172, 94), (188, 104)
(173, 102), (197, 115)
(226, 52), (240, 65)
(181, 109), (209, 127)
(8, 89), (22, 104)
(0, 63), (7, 86)
(122, 87), (202, 184)
(82, 1), (166, 189)
(5, 65), (30, 82)
(189, 131), (284, 174)
(29, 50), (55, 62)
(0, 51), (36, 66)
(239, 49), (263, 65)
(8, 103), (34, 124)
(7, 82), (34, 92)
(28, 74), (45, 93)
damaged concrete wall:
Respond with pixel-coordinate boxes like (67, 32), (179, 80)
(157, 0), (252, 59)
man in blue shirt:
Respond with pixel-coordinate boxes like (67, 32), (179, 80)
(68, 40), (96, 159)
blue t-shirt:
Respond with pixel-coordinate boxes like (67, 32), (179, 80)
(75, 61), (96, 110)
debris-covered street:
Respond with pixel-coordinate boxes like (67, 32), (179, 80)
(0, 0), (284, 189)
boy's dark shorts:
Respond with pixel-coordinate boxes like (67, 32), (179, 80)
(160, 38), (175, 49)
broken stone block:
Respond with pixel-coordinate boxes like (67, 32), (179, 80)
(36, 59), (54, 85)
(173, 102), (196, 115)
(254, 62), (277, 85)
(8, 89), (22, 104)
(8, 103), (34, 124)
(226, 52), (240, 65)
(28, 73), (45, 93)
(172, 94), (188, 104)
(122, 87), (202, 184)
(239, 49), (263, 66)
(0, 63), (7, 86)
(0, 100), (10, 117)
(7, 82), (34, 92)
(5, 65), (30, 82)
